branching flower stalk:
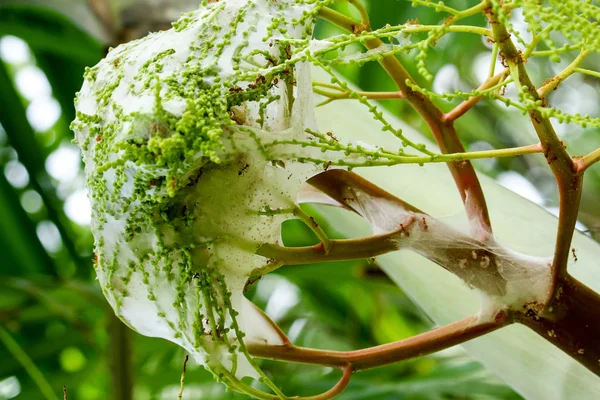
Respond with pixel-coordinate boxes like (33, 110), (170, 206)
(318, 5), (495, 240)
(72, 0), (600, 398)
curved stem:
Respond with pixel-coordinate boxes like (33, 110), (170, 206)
(297, 365), (353, 400)
(248, 314), (509, 371)
(348, 0), (370, 28)
(257, 232), (401, 265)
(294, 205), (331, 253)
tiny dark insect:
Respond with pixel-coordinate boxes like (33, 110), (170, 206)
(572, 247), (578, 262)
(244, 275), (262, 293)
(238, 163), (250, 176)
(326, 131), (339, 142)
(188, 170), (202, 186)
(400, 223), (410, 237)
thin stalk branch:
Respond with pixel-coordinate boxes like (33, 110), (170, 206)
(248, 314), (509, 371)
(576, 147), (600, 173)
(405, 25), (491, 36)
(530, 44), (583, 57)
(574, 68), (600, 79)
(412, 0), (489, 20)
(485, 1), (581, 308)
(0, 324), (59, 400)
(348, 0), (370, 28)
(270, 140), (543, 167)
(537, 50), (590, 98)
(489, 42), (499, 77)
(318, 7), (493, 239)
(294, 205), (331, 253)
(178, 355), (189, 400)
(522, 25), (553, 58)
(443, 69), (509, 122)
(412, 0), (461, 15)
(313, 86), (404, 102)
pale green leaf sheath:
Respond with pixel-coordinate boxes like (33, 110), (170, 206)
(71, 0), (328, 394)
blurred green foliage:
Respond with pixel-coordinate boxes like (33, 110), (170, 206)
(0, 0), (598, 399)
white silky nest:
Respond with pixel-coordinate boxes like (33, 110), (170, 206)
(72, 0), (326, 383)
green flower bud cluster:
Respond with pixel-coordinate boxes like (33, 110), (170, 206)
(71, 0), (330, 393)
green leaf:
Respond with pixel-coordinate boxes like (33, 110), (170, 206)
(0, 60), (86, 277)
(0, 3), (104, 65)
(0, 171), (54, 276)
(312, 67), (600, 399)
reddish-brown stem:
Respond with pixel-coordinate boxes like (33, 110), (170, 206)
(443, 70), (508, 123)
(485, 4), (581, 306)
(88, 0), (115, 37)
(515, 275), (600, 376)
(248, 314), (509, 371)
(318, 7), (492, 239)
(298, 365), (353, 400)
(256, 232), (401, 264)
(263, 170), (600, 377)
(575, 148), (600, 173)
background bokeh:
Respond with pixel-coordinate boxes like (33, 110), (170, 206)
(0, 0), (598, 399)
